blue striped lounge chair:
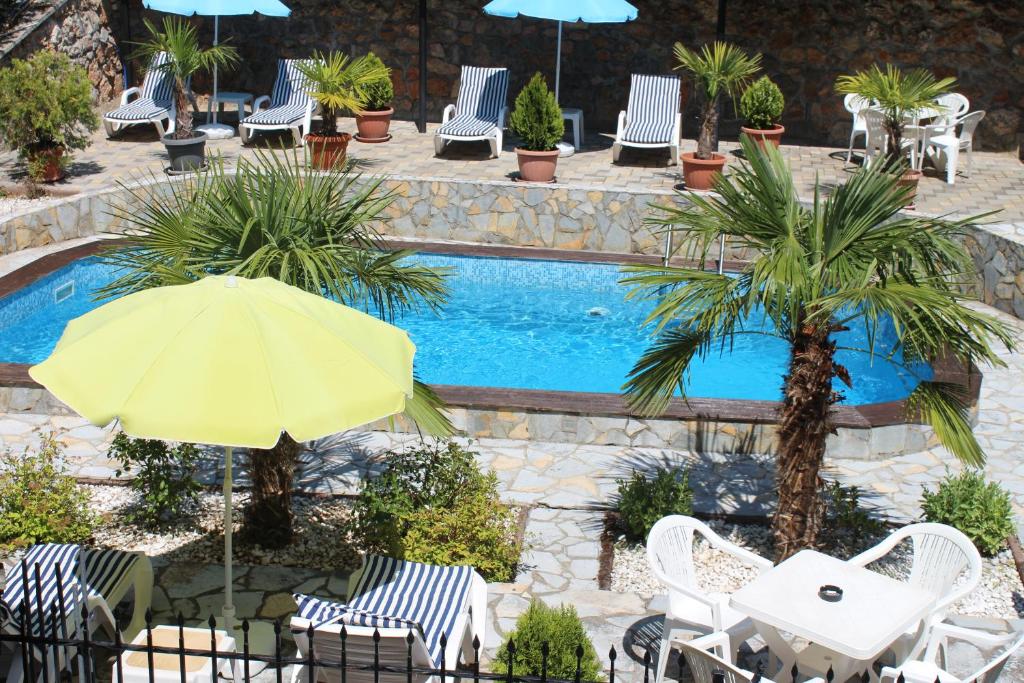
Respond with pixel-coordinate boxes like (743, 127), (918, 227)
(434, 66), (510, 159)
(240, 59), (316, 147)
(290, 554), (487, 683)
(1, 544), (153, 683)
(612, 74), (682, 165)
(104, 52), (185, 139)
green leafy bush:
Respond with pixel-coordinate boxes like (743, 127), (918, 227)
(921, 470), (1014, 556)
(820, 482), (885, 548)
(361, 52), (393, 111)
(0, 434), (95, 551)
(497, 600), (602, 681)
(109, 432), (202, 527)
(0, 50), (98, 182)
(616, 467), (693, 542)
(508, 72), (563, 152)
(352, 441), (522, 580)
(739, 76), (784, 129)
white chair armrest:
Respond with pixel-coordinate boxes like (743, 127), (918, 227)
(847, 534), (900, 567)
(923, 622), (1016, 662)
(498, 105), (509, 130)
(699, 527), (774, 573)
(685, 631), (732, 661)
(615, 110), (627, 139)
(253, 95), (272, 112)
(120, 87), (141, 106)
(442, 103), (456, 124)
(657, 575), (720, 611)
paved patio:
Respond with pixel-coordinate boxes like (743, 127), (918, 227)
(2, 116), (1021, 221)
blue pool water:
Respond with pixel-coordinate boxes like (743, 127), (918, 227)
(0, 254), (930, 403)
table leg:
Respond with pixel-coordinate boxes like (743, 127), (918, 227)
(752, 620), (798, 680)
(574, 113), (583, 151)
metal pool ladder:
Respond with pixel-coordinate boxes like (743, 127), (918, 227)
(661, 231), (727, 274)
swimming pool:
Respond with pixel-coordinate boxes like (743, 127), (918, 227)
(0, 253), (930, 404)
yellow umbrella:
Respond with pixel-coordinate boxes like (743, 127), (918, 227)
(30, 274), (415, 635)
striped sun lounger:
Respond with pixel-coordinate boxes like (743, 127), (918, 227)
(612, 74), (682, 165)
(240, 59), (316, 147)
(290, 555), (487, 683)
(434, 66), (510, 159)
(0, 544), (153, 683)
(104, 52), (188, 139)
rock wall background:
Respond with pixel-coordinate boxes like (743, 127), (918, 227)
(1, 0), (124, 101)
(101, 0), (1023, 151)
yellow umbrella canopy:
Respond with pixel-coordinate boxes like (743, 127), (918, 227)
(29, 275), (416, 448)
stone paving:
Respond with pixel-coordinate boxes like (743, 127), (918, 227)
(2, 116), (1021, 222)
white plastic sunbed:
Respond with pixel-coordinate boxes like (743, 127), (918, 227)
(612, 74), (682, 165)
(104, 52), (184, 139)
(240, 59), (316, 147)
(434, 66), (510, 159)
(290, 555), (487, 683)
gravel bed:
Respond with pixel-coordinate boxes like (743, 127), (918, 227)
(0, 194), (53, 218)
(610, 521), (1024, 619)
(87, 484), (362, 572)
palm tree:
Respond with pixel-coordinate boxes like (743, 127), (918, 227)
(836, 64), (955, 168)
(621, 137), (1013, 560)
(101, 149), (453, 547)
(297, 52), (387, 137)
(133, 17), (238, 140)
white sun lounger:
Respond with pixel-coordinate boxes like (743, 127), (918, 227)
(434, 66), (510, 159)
(240, 59), (316, 147)
(104, 53), (185, 139)
(612, 74), (682, 165)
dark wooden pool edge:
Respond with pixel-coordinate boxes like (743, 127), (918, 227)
(0, 238), (981, 430)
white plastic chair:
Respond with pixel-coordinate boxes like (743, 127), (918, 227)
(240, 59), (316, 147)
(933, 93), (970, 132)
(847, 523), (983, 663)
(923, 110), (985, 184)
(646, 516), (773, 682)
(679, 632), (825, 683)
(862, 109), (890, 167)
(880, 623), (1024, 683)
(612, 74), (682, 165)
(104, 53), (189, 139)
(434, 66), (509, 159)
(843, 94), (872, 164)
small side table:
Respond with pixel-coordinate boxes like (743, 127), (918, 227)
(561, 107), (584, 151)
(120, 625), (239, 683)
(206, 91), (254, 124)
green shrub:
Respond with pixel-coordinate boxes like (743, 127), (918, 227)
(361, 52), (393, 111)
(109, 432), (202, 527)
(497, 600), (602, 681)
(921, 470), (1014, 556)
(0, 50), (97, 182)
(819, 482), (885, 550)
(508, 72), (563, 152)
(0, 434), (95, 551)
(352, 441), (522, 580)
(616, 467), (693, 542)
(739, 76), (784, 130)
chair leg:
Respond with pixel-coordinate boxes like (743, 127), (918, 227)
(434, 135), (446, 156)
(103, 119), (120, 139)
(489, 131), (500, 159)
(612, 142), (622, 163)
(946, 146), (959, 184)
(291, 125), (303, 148)
(846, 129), (856, 164)
(655, 622), (674, 683)
(240, 125), (251, 145)
(668, 143), (679, 166)
(153, 118), (167, 139)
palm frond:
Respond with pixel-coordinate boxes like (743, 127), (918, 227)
(906, 381), (984, 467)
(400, 379), (456, 437)
(623, 327), (703, 415)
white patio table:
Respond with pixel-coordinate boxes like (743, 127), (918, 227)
(730, 550), (935, 683)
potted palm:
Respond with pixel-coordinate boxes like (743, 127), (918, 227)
(354, 52), (395, 143)
(134, 17), (238, 173)
(298, 52), (388, 168)
(509, 72), (564, 183)
(739, 76), (785, 147)
(0, 50), (97, 190)
(836, 64), (956, 205)
(674, 41), (761, 191)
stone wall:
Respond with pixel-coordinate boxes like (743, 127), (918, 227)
(111, 0), (1023, 150)
(1, 0), (124, 102)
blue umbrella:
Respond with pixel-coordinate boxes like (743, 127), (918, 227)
(483, 0), (638, 101)
(143, 0), (291, 137)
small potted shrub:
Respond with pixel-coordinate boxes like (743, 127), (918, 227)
(740, 76), (785, 147)
(836, 64), (955, 206)
(134, 17), (238, 173)
(497, 601), (602, 681)
(509, 72), (564, 183)
(674, 41), (760, 191)
(0, 50), (98, 188)
(298, 51), (388, 169)
(354, 52), (395, 143)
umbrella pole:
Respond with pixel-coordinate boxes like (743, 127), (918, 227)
(211, 15), (220, 125)
(222, 444), (235, 632)
(554, 20), (562, 103)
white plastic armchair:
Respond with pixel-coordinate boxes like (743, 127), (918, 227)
(646, 516), (773, 682)
(848, 523), (982, 662)
(923, 110), (985, 184)
(843, 94), (872, 164)
(680, 632), (824, 683)
(880, 622), (1024, 683)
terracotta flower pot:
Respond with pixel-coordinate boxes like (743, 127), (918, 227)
(680, 152), (727, 191)
(29, 145), (65, 183)
(516, 148), (559, 183)
(306, 132), (352, 170)
(897, 168), (922, 209)
(740, 123), (785, 148)
(355, 108), (394, 143)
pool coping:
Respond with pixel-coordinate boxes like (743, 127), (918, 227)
(0, 238), (981, 432)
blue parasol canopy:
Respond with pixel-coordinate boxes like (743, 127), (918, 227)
(483, 0), (637, 24)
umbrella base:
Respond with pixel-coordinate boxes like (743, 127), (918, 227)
(196, 123), (236, 140)
(557, 141), (575, 157)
